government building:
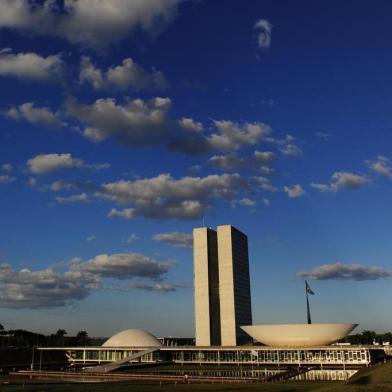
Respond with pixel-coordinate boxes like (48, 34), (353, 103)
(35, 225), (387, 375)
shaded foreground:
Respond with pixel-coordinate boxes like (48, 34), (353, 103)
(0, 361), (391, 391)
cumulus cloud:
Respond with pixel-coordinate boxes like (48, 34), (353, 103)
(26, 153), (109, 174)
(0, 0), (181, 48)
(101, 173), (246, 220)
(209, 154), (247, 170)
(170, 120), (272, 154)
(68, 96), (278, 156)
(79, 56), (168, 91)
(0, 49), (63, 81)
(209, 151), (275, 171)
(153, 232), (193, 248)
(298, 262), (392, 281)
(284, 184), (305, 198)
(5, 102), (61, 127)
(254, 19), (273, 49)
(178, 117), (203, 132)
(0, 175), (16, 184)
(71, 252), (174, 280)
(311, 171), (369, 192)
(365, 155), (392, 178)
(67, 97), (173, 146)
(209, 120), (271, 151)
(0, 263), (98, 308)
(55, 193), (89, 204)
(0, 250), (177, 308)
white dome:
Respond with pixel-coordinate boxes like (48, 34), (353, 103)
(102, 329), (162, 347)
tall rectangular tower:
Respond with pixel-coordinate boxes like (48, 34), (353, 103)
(193, 225), (252, 347)
(217, 225), (252, 346)
(193, 227), (221, 346)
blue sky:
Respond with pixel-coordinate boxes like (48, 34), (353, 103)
(0, 0), (392, 337)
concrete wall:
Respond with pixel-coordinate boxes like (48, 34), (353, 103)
(193, 228), (220, 346)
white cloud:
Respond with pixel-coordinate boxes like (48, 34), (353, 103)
(125, 233), (139, 244)
(178, 117), (203, 132)
(127, 281), (190, 293)
(298, 262), (392, 281)
(67, 97), (173, 146)
(27, 153), (83, 174)
(209, 120), (271, 151)
(108, 208), (136, 219)
(86, 235), (96, 243)
(255, 176), (278, 192)
(153, 232), (193, 248)
(0, 263), (98, 308)
(262, 197), (270, 206)
(238, 198), (256, 207)
(0, 250), (176, 308)
(0, 50), (63, 81)
(71, 252), (174, 280)
(50, 180), (73, 191)
(0, 0), (181, 48)
(55, 193), (89, 204)
(254, 150), (276, 163)
(311, 171), (369, 192)
(26, 153), (109, 174)
(254, 19), (273, 49)
(209, 151), (275, 171)
(209, 154), (247, 170)
(79, 56), (168, 91)
(1, 164), (12, 172)
(365, 155), (392, 178)
(279, 144), (303, 156)
(284, 184), (305, 198)
(0, 175), (16, 184)
(102, 173), (246, 220)
(5, 102), (61, 127)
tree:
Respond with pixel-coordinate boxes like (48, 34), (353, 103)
(76, 330), (89, 346)
(55, 329), (67, 347)
(361, 330), (376, 345)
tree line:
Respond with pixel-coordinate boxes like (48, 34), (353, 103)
(0, 323), (105, 348)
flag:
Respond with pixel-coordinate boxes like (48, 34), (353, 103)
(305, 280), (315, 295)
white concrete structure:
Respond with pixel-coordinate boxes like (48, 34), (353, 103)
(193, 225), (252, 347)
(102, 329), (162, 348)
(193, 227), (220, 346)
(241, 323), (358, 347)
(217, 225), (252, 346)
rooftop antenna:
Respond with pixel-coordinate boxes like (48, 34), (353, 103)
(305, 280), (315, 324)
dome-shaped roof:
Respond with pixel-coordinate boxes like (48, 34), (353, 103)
(102, 329), (162, 347)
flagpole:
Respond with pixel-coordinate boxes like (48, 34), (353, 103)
(306, 281), (312, 324)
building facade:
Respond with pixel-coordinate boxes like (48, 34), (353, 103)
(217, 225), (252, 346)
(193, 227), (221, 346)
(193, 225), (252, 347)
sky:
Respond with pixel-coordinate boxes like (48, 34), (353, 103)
(0, 0), (392, 338)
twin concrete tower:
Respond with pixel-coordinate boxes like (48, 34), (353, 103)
(193, 225), (252, 346)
